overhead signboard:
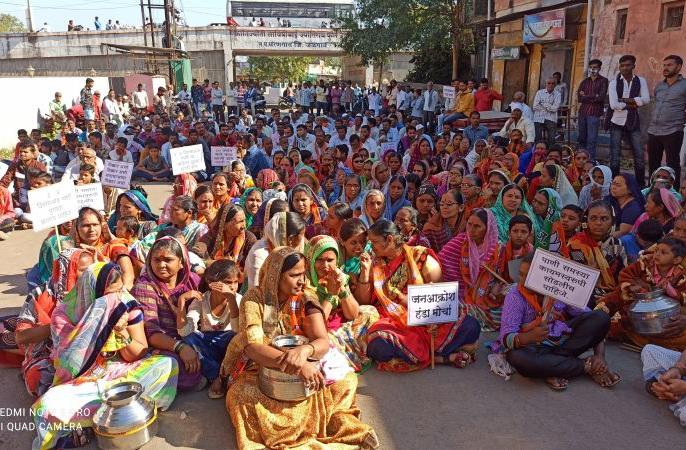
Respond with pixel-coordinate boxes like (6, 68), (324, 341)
(523, 8), (565, 43)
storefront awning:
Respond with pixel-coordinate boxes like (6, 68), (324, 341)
(471, 0), (587, 27)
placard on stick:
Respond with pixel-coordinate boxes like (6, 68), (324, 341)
(407, 281), (460, 326)
(442, 86), (455, 99)
(211, 146), (237, 167)
(28, 182), (79, 232)
(524, 248), (600, 309)
(75, 182), (105, 211)
(101, 160), (134, 190)
(171, 144), (206, 175)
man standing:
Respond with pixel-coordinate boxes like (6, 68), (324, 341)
(367, 87), (382, 117)
(191, 78), (203, 118)
(80, 78), (95, 121)
(132, 83), (149, 113)
(553, 72), (568, 106)
(647, 55), (686, 190)
(422, 81), (439, 132)
(576, 59), (609, 160)
(608, 54), (650, 186)
(94, 16), (102, 31)
(474, 78), (503, 112)
(533, 78), (562, 149)
(315, 80), (328, 116)
(397, 84), (411, 117)
(211, 81), (225, 123)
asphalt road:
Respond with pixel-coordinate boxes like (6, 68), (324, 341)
(0, 184), (682, 449)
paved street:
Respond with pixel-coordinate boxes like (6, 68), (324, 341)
(0, 184), (683, 449)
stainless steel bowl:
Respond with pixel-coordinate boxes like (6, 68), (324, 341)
(628, 289), (681, 336)
(93, 381), (158, 450)
(258, 335), (314, 402)
(271, 334), (309, 351)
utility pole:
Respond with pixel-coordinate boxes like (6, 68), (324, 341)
(164, 0), (175, 83)
(25, 0), (34, 32)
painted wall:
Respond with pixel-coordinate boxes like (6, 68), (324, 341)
(0, 76), (110, 149)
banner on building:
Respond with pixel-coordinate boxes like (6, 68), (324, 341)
(490, 46), (521, 60)
(523, 8), (565, 43)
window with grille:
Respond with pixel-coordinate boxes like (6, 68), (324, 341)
(660, 1), (684, 31)
(614, 8), (628, 44)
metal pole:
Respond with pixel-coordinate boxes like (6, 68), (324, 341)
(164, 0), (174, 82)
(26, 0), (34, 32)
(148, 1), (156, 48)
(583, 0), (593, 73)
(484, 0), (491, 78)
(140, 0), (148, 47)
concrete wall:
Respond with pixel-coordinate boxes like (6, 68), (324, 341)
(0, 77), (111, 149)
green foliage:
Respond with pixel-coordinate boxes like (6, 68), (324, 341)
(246, 57), (340, 83)
(0, 13), (26, 33)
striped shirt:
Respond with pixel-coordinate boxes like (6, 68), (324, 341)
(577, 75), (609, 117)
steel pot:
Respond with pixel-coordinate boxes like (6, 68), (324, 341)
(92, 381), (158, 450)
(628, 289), (681, 336)
(258, 335), (314, 402)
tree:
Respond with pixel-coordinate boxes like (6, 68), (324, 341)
(247, 57), (312, 83)
(0, 14), (26, 33)
(339, 0), (473, 80)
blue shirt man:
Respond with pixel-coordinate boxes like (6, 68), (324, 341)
(243, 144), (270, 177)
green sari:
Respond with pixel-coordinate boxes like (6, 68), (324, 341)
(533, 188), (562, 249)
(489, 183), (536, 244)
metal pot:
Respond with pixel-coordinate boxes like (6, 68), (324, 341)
(628, 289), (681, 336)
(258, 335), (314, 402)
(92, 381), (158, 450)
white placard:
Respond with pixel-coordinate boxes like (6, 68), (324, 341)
(75, 182), (105, 211)
(407, 281), (459, 326)
(101, 160), (134, 190)
(171, 144), (206, 175)
(380, 142), (397, 154)
(28, 182), (79, 232)
(442, 86), (455, 99)
(524, 248), (600, 309)
(211, 146), (237, 167)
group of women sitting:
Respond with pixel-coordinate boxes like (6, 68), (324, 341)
(5, 131), (686, 449)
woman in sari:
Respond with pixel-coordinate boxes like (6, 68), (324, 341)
(607, 173), (645, 238)
(489, 184), (534, 243)
(524, 142), (548, 175)
(211, 172), (232, 209)
(483, 169), (511, 208)
(239, 186), (263, 230)
(244, 211), (306, 289)
(33, 263), (178, 449)
(632, 188), (681, 234)
(531, 188), (565, 252)
(501, 152), (527, 191)
(367, 161), (391, 192)
(16, 249), (94, 397)
(560, 146), (585, 194)
(359, 189), (386, 228)
(423, 189), (463, 253)
(106, 189), (159, 239)
(194, 185), (217, 226)
(383, 175), (411, 221)
(229, 160), (254, 195)
(305, 236), (379, 372)
(394, 206), (431, 248)
(569, 200), (628, 308)
(362, 220), (480, 371)
(413, 183), (437, 230)
(458, 174), (485, 234)
(579, 165), (612, 211)
(194, 204), (257, 269)
(222, 247), (379, 450)
(289, 183), (328, 238)
(134, 237), (204, 391)
(436, 165), (463, 198)
(538, 164), (579, 207)
(254, 168), (280, 191)
(159, 173), (198, 224)
(439, 208), (504, 331)
(340, 174), (365, 212)
(0, 185), (15, 233)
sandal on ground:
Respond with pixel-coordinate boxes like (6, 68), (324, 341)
(590, 370), (621, 388)
(545, 377), (569, 391)
(208, 378), (225, 399)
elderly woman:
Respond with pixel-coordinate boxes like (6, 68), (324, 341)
(578, 165), (612, 211)
(305, 235), (379, 372)
(33, 263), (178, 449)
(359, 189), (386, 228)
(107, 189), (159, 239)
(360, 220), (480, 371)
(394, 206), (431, 248)
(222, 247), (379, 449)
(194, 204), (257, 269)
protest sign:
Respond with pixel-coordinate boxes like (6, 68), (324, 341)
(211, 146), (237, 167)
(101, 160), (134, 190)
(524, 248), (600, 309)
(171, 144), (206, 175)
(75, 182), (105, 211)
(28, 182), (79, 232)
(380, 142), (397, 154)
(442, 86), (455, 99)
(407, 282), (460, 326)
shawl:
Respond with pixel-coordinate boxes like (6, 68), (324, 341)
(408, 136), (434, 173)
(239, 187), (263, 229)
(141, 236), (199, 297)
(205, 204), (248, 262)
(525, 148), (547, 175)
(579, 165), (612, 211)
(304, 236), (349, 319)
(288, 183), (327, 225)
(464, 209), (500, 285)
(534, 188), (563, 249)
(641, 166), (683, 201)
(632, 188), (682, 232)
(383, 179), (411, 221)
(359, 189), (385, 227)
(130, 221), (208, 264)
(367, 161), (390, 192)
(264, 211), (289, 248)
(568, 231), (617, 290)
(550, 164), (579, 207)
(107, 189), (159, 231)
(160, 174), (198, 225)
(489, 184), (536, 243)
(297, 169), (328, 204)
(52, 263), (140, 385)
(256, 168), (280, 191)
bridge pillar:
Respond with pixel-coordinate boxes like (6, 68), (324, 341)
(223, 47), (235, 85)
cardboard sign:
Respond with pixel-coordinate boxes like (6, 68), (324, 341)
(75, 182), (105, 211)
(28, 182), (79, 232)
(101, 160), (134, 190)
(442, 86), (455, 99)
(407, 282), (459, 326)
(524, 248), (600, 309)
(171, 144), (206, 175)
(380, 141), (397, 154)
(211, 146), (237, 167)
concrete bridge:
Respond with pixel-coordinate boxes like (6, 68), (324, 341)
(0, 26), (348, 86)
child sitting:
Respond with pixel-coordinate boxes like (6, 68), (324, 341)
(114, 215), (140, 246)
(77, 163), (96, 185)
(497, 215), (534, 284)
(15, 169), (52, 228)
(620, 219), (664, 264)
(177, 259), (240, 399)
(133, 144), (171, 182)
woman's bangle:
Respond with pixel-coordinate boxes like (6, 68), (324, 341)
(173, 340), (184, 353)
(306, 343), (316, 358)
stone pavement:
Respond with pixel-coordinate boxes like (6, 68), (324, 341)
(0, 184), (682, 449)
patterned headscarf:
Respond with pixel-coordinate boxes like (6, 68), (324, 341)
(534, 188), (563, 249)
(51, 248), (88, 303)
(359, 189), (386, 227)
(490, 184), (535, 243)
(107, 189), (159, 230)
(257, 168), (280, 191)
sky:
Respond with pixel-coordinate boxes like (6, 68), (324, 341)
(1, 0), (230, 31)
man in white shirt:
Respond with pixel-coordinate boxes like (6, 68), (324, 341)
(422, 81), (439, 132)
(532, 78), (562, 148)
(498, 108), (535, 146)
(63, 148), (104, 182)
(359, 125), (378, 156)
(367, 87), (382, 117)
(397, 85), (412, 116)
(329, 124), (351, 151)
(608, 54), (650, 185)
(509, 91), (534, 122)
(211, 81), (225, 123)
(176, 83), (192, 117)
(295, 124), (315, 152)
(131, 84), (148, 112)
(102, 89), (122, 125)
